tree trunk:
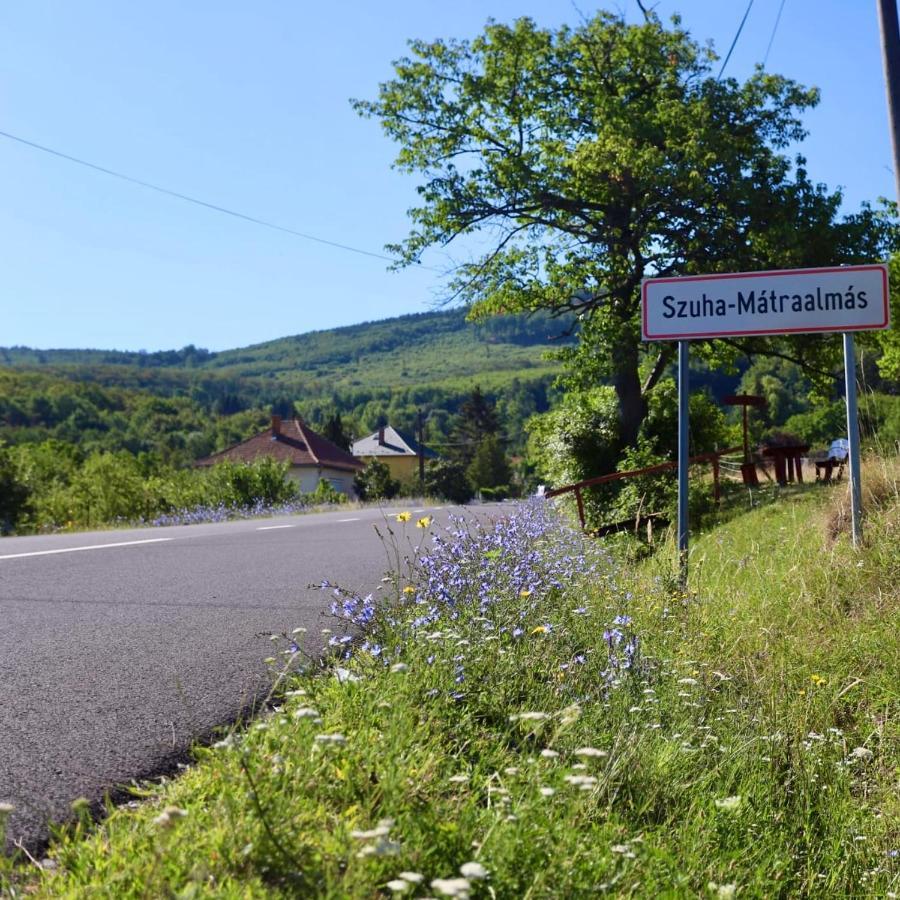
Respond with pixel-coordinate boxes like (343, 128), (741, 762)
(612, 344), (646, 449)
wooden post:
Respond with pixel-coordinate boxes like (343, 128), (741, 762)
(712, 455), (721, 504)
(574, 487), (585, 530)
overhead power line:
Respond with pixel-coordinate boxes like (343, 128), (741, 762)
(717, 0), (755, 80)
(763, 0), (787, 68)
(0, 128), (429, 268)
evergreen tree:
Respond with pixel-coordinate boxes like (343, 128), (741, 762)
(451, 386), (500, 464)
(466, 434), (511, 492)
(322, 413), (353, 451)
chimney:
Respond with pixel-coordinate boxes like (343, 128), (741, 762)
(271, 415), (282, 436)
(377, 426), (385, 445)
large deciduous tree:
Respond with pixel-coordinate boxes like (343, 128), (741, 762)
(355, 11), (897, 450)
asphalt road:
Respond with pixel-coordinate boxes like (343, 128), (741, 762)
(0, 503), (496, 852)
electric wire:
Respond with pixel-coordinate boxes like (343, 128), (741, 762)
(762, 0), (787, 68)
(0, 128), (436, 269)
(717, 0), (755, 80)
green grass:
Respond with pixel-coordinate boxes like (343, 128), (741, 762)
(3, 470), (898, 898)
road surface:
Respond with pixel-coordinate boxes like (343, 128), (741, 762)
(0, 503), (496, 852)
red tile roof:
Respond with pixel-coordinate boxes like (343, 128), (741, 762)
(196, 417), (364, 473)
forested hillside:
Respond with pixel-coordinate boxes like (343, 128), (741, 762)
(0, 308), (573, 461)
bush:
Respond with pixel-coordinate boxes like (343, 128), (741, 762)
(0, 445), (30, 534)
(307, 479), (347, 506)
(424, 459), (475, 504)
(354, 458), (400, 501)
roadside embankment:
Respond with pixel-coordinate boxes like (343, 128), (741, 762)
(5, 473), (898, 897)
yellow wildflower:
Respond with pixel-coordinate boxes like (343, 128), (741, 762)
(519, 589), (532, 598)
(396, 512), (412, 522)
(810, 674), (826, 687)
(416, 516), (433, 529)
(402, 586), (416, 595)
(531, 625), (548, 635)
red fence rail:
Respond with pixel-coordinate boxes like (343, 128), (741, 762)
(544, 446), (743, 530)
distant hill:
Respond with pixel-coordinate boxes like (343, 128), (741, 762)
(1, 307), (572, 383)
(0, 308), (576, 460)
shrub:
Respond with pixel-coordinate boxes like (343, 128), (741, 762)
(423, 459), (474, 504)
(354, 458), (400, 501)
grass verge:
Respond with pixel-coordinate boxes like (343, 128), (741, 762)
(2, 469), (898, 898)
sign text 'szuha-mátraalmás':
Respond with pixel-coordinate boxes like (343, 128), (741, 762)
(641, 264), (889, 341)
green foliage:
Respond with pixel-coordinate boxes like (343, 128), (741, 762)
(354, 458), (400, 502)
(782, 401), (847, 448)
(424, 459), (474, 504)
(527, 387), (620, 488)
(321, 413), (353, 451)
(201, 458), (299, 509)
(308, 478), (348, 506)
(466, 434), (511, 493)
(357, 10), (898, 451)
(1, 447), (300, 533)
(871, 250), (900, 381)
(450, 386), (500, 465)
(0, 444), (30, 533)
(1, 309), (566, 462)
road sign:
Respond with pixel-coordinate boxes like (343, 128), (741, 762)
(643, 262), (893, 585)
(642, 264), (889, 341)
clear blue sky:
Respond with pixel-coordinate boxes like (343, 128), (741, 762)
(1, 1), (894, 352)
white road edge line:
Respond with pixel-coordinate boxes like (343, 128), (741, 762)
(0, 538), (173, 561)
(256, 525), (295, 531)
(337, 517), (361, 522)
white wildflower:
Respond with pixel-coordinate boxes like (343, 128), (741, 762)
(708, 882), (737, 899)
(678, 677), (699, 685)
(460, 861), (489, 879)
(398, 872), (424, 884)
(574, 747), (608, 759)
(0, 802), (14, 813)
(390, 663), (409, 673)
(293, 707), (319, 719)
(503, 767), (519, 775)
(291, 627), (308, 634)
(350, 819), (394, 840)
(315, 733), (346, 744)
(357, 837), (401, 858)
(431, 876), (472, 898)
(540, 749), (560, 759)
(334, 667), (361, 684)
(448, 774), (470, 784)
(540, 787), (556, 797)
(285, 689), (307, 697)
(386, 880), (412, 893)
(564, 774), (598, 788)
(849, 746), (874, 762)
(714, 796), (742, 812)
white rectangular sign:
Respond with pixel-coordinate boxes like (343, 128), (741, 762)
(642, 264), (890, 341)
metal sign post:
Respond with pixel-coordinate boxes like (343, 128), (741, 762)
(842, 333), (864, 545)
(641, 263), (891, 578)
(677, 340), (690, 588)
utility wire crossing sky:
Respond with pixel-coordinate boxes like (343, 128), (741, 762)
(0, 0), (893, 352)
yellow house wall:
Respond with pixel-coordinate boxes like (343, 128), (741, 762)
(360, 455), (419, 482)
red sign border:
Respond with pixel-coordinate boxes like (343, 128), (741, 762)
(641, 263), (890, 341)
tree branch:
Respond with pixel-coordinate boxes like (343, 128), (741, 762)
(719, 337), (838, 382)
(641, 345), (674, 393)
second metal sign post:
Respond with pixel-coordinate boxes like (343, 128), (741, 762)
(642, 263), (892, 586)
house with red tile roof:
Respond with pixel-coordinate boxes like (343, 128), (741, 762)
(196, 416), (364, 498)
